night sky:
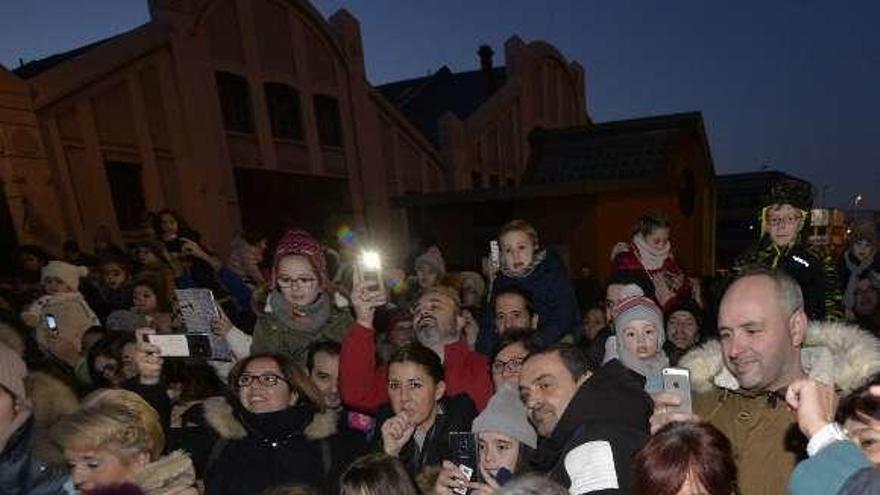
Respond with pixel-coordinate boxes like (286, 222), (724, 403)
(2, 0), (877, 209)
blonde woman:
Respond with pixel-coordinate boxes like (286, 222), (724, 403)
(53, 389), (196, 495)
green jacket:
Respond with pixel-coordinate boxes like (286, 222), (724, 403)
(250, 296), (354, 367)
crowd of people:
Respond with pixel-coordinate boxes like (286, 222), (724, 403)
(1, 183), (880, 495)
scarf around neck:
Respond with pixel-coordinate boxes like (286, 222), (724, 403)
(632, 234), (671, 271)
(844, 251), (874, 311)
(267, 290), (331, 334)
(603, 336), (669, 380)
(500, 249), (547, 279)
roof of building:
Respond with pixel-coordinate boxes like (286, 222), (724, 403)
(12, 29), (137, 80)
(377, 65), (506, 145)
(524, 111), (710, 185)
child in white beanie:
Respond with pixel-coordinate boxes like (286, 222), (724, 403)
(20, 260), (100, 331)
(604, 284), (669, 393)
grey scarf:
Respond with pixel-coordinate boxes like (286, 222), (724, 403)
(267, 290), (331, 334)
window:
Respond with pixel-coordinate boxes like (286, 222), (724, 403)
(471, 171), (483, 190)
(313, 94), (342, 147)
(104, 161), (146, 231)
(215, 72), (254, 133)
(489, 174), (500, 189)
(264, 83), (303, 140)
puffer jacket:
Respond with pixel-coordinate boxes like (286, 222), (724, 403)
(678, 320), (880, 495)
(477, 248), (580, 354)
(0, 415), (68, 495)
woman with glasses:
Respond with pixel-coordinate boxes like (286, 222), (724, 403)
(251, 229), (354, 367)
(202, 353), (326, 495)
(376, 344), (477, 477)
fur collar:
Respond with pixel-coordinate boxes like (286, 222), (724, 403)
(680, 320), (880, 395)
(132, 450), (196, 495)
(203, 397), (339, 440)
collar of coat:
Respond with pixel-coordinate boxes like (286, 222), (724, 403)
(680, 320), (880, 396)
(203, 396), (340, 441)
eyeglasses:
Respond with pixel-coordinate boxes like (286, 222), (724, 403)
(492, 356), (527, 374)
(277, 276), (317, 289)
(767, 214), (802, 228)
(237, 373), (289, 388)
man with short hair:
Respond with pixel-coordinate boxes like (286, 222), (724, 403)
(340, 283), (492, 413)
(520, 344), (651, 494)
(476, 286), (539, 355)
(652, 267), (880, 495)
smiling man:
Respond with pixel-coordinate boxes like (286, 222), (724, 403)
(519, 344), (651, 494)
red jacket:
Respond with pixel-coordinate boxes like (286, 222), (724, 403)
(340, 323), (492, 414)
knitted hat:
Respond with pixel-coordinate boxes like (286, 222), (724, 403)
(612, 285), (665, 348)
(472, 384), (537, 449)
(0, 342), (27, 401)
(41, 261), (88, 291)
(415, 246), (446, 276)
(271, 229), (330, 290)
(458, 271), (487, 299)
(664, 298), (703, 328)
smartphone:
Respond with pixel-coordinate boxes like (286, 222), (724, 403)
(489, 240), (500, 272)
(45, 314), (59, 336)
(147, 334), (213, 358)
(448, 432), (478, 494)
(662, 367), (693, 415)
(360, 251), (383, 293)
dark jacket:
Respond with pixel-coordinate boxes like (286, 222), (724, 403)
(477, 249), (581, 355)
(0, 416), (68, 495)
(789, 440), (876, 495)
(530, 360), (651, 494)
(735, 239), (842, 321)
(204, 402), (324, 495)
(373, 394), (477, 477)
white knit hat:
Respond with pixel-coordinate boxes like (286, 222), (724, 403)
(41, 261), (88, 291)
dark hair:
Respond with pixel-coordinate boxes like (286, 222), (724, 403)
(99, 254), (133, 274)
(132, 272), (173, 313)
(606, 271), (656, 301)
(837, 373), (880, 424)
(228, 353), (324, 412)
(153, 209), (198, 241)
(664, 298), (704, 329)
(493, 328), (545, 362)
(305, 340), (341, 374)
(524, 343), (590, 378)
(163, 359), (226, 403)
(340, 453), (421, 495)
(634, 421), (739, 495)
(387, 344), (444, 384)
(634, 211), (671, 237)
(493, 286), (535, 316)
(86, 335), (123, 387)
(242, 228), (268, 246)
(15, 244), (50, 266)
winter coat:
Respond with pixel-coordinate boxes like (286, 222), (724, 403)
(201, 397), (353, 495)
(373, 394), (477, 477)
(477, 249), (581, 355)
(679, 320), (880, 495)
(735, 239), (843, 321)
(529, 359), (652, 494)
(611, 241), (693, 311)
(789, 440), (876, 495)
(131, 450), (198, 495)
(250, 290), (354, 367)
(340, 323), (493, 413)
(0, 416), (68, 495)
(26, 371), (79, 467)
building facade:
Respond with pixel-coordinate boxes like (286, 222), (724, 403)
(1, 0), (589, 265)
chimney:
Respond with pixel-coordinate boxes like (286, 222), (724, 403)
(478, 45), (497, 96)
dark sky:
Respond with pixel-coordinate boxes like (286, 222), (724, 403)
(2, 0), (877, 209)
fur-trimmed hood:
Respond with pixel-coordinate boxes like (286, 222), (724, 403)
(679, 320), (880, 395)
(132, 450), (197, 495)
(202, 396), (339, 441)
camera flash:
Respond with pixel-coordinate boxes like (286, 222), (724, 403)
(361, 250), (381, 271)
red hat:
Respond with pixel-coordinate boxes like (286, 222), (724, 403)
(271, 229), (331, 291)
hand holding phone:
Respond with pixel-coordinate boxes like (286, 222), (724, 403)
(448, 432), (478, 495)
(662, 367), (693, 415)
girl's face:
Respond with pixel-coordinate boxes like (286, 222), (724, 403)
(621, 319), (659, 359)
(276, 255), (321, 307)
(93, 355), (122, 387)
(645, 227), (670, 252)
(237, 357), (295, 414)
(844, 415), (880, 466)
(66, 446), (146, 495)
(120, 343), (138, 379)
(387, 361), (444, 428)
(20, 253), (42, 272)
(132, 285), (158, 314)
(478, 431), (520, 479)
(853, 240), (875, 263)
(667, 310), (699, 350)
(44, 276), (73, 295)
(500, 230), (535, 275)
(159, 214), (178, 238)
(136, 248), (160, 267)
(416, 265), (439, 290)
(102, 263), (128, 290)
